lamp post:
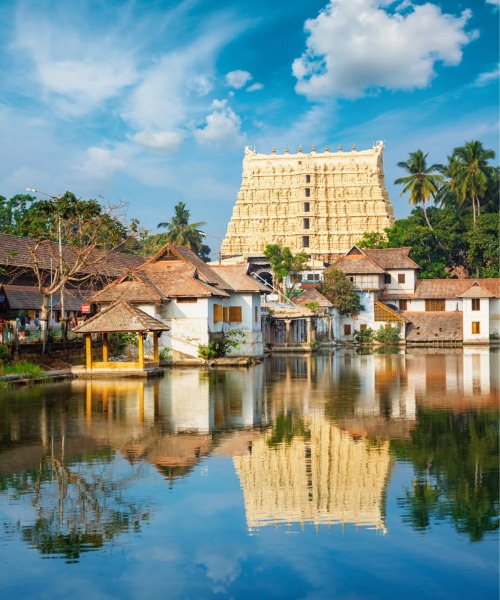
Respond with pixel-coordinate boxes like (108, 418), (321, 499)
(26, 188), (65, 328)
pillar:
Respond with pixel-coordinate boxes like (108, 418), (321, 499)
(306, 318), (312, 343)
(153, 332), (159, 363)
(138, 332), (144, 369)
(285, 320), (291, 344)
(85, 334), (92, 370)
(102, 333), (109, 363)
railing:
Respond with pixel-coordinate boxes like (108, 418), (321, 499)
(0, 325), (80, 345)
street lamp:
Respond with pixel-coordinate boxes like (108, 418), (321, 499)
(26, 188), (65, 326)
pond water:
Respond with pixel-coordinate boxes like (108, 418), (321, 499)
(0, 349), (498, 600)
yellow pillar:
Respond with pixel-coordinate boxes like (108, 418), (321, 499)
(85, 334), (92, 370)
(153, 332), (159, 363)
(86, 382), (92, 424)
(138, 332), (144, 369)
(102, 333), (109, 363)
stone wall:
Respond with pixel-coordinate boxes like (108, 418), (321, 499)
(221, 143), (394, 262)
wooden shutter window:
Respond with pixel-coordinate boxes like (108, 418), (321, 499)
(229, 306), (242, 322)
(213, 304), (223, 323)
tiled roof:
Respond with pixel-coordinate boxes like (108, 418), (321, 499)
(91, 270), (169, 303)
(0, 284), (90, 311)
(405, 312), (463, 342)
(295, 288), (333, 308)
(414, 279), (500, 299)
(210, 265), (262, 292)
(457, 281), (495, 298)
(73, 300), (169, 334)
(0, 232), (144, 277)
(363, 247), (419, 270)
(329, 254), (385, 274)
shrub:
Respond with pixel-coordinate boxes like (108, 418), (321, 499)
(198, 330), (244, 359)
(159, 347), (171, 360)
(0, 344), (10, 364)
(354, 327), (374, 344)
(374, 326), (401, 344)
(310, 340), (320, 351)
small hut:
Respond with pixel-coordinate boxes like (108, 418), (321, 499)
(73, 299), (169, 377)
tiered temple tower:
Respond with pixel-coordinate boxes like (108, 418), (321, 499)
(220, 142), (394, 262)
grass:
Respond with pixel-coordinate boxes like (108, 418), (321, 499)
(0, 361), (47, 378)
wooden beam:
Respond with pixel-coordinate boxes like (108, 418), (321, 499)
(138, 333), (144, 369)
(102, 333), (109, 363)
(153, 332), (159, 363)
(85, 334), (92, 370)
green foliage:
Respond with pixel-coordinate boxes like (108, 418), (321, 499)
(0, 361), (46, 378)
(310, 340), (320, 351)
(321, 268), (362, 316)
(109, 333), (138, 356)
(374, 326), (401, 344)
(305, 301), (320, 312)
(0, 344), (11, 363)
(354, 327), (374, 344)
(392, 408), (499, 541)
(159, 347), (171, 360)
(264, 244), (309, 294)
(157, 201), (210, 260)
(198, 329), (244, 359)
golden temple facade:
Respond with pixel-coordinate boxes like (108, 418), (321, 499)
(221, 143), (394, 262)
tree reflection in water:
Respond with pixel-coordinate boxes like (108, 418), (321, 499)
(1, 439), (151, 563)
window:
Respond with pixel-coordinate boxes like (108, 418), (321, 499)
(425, 299), (445, 312)
(254, 306), (259, 323)
(472, 299), (480, 311)
(360, 324), (367, 331)
(384, 274), (391, 284)
(399, 299), (408, 311)
(305, 174), (311, 183)
(472, 322), (480, 334)
(304, 202), (310, 212)
(177, 297), (198, 303)
(302, 236), (310, 248)
(290, 273), (302, 283)
(223, 307), (230, 322)
(303, 218), (310, 229)
(398, 273), (406, 284)
(229, 306), (242, 322)
(344, 324), (352, 336)
(349, 276), (354, 283)
(213, 304), (223, 323)
(305, 188), (310, 197)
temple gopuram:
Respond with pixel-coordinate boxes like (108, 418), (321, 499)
(220, 142), (395, 262)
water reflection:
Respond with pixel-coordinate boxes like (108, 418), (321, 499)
(0, 349), (498, 565)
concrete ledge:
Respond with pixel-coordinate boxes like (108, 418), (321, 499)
(71, 366), (165, 379)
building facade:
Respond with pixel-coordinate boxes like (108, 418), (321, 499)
(221, 142), (394, 262)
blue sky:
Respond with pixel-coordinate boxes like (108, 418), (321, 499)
(0, 0), (498, 251)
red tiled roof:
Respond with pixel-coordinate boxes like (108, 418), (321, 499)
(210, 265), (262, 292)
(73, 300), (169, 334)
(0, 284), (90, 311)
(363, 247), (419, 270)
(328, 254), (385, 274)
(295, 288), (333, 308)
(414, 279), (500, 299)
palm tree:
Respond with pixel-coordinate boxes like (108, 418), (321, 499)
(450, 141), (496, 225)
(395, 150), (444, 231)
(158, 202), (206, 253)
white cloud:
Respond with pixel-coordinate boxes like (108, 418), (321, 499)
(132, 130), (183, 151)
(486, 0), (499, 6)
(13, 9), (138, 116)
(225, 70), (253, 89)
(472, 65), (500, 87)
(76, 147), (126, 180)
(247, 82), (264, 92)
(293, 0), (474, 99)
(194, 99), (246, 147)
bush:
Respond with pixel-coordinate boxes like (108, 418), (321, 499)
(374, 326), (401, 344)
(354, 327), (374, 344)
(310, 340), (320, 351)
(159, 347), (171, 360)
(0, 344), (10, 363)
(109, 332), (138, 355)
(198, 330), (244, 359)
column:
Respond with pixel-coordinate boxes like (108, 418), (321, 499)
(102, 333), (109, 363)
(153, 332), (159, 363)
(85, 334), (92, 370)
(138, 333), (145, 369)
(285, 320), (291, 344)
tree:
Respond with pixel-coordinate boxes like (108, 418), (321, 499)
(395, 149), (444, 231)
(449, 141), (496, 225)
(7, 192), (142, 351)
(263, 244), (309, 299)
(157, 201), (209, 258)
(321, 268), (362, 316)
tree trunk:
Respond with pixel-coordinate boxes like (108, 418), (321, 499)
(39, 294), (51, 355)
(422, 201), (434, 231)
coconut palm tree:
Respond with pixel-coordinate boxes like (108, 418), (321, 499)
(158, 202), (206, 253)
(450, 141), (496, 225)
(395, 150), (444, 231)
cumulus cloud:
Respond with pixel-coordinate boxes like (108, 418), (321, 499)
(76, 147), (126, 180)
(132, 130), (182, 151)
(293, 0), (474, 99)
(225, 70), (253, 89)
(486, 0), (499, 6)
(194, 99), (246, 147)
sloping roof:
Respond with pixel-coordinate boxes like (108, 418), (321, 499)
(363, 247), (419, 270)
(329, 254), (385, 275)
(457, 281), (495, 298)
(91, 270), (169, 304)
(405, 312), (463, 342)
(73, 300), (169, 334)
(210, 264), (262, 292)
(295, 288), (333, 308)
(414, 279), (500, 299)
(374, 300), (406, 322)
(0, 284), (90, 311)
(0, 232), (144, 277)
